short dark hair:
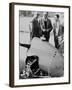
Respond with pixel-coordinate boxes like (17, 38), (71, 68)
(36, 13), (40, 17)
(46, 12), (48, 15)
(56, 14), (60, 18)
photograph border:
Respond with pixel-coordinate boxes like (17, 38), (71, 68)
(9, 2), (70, 87)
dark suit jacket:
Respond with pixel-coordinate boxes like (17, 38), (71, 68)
(40, 18), (53, 33)
(32, 18), (42, 38)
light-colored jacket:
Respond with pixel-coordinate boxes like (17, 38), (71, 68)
(53, 20), (64, 37)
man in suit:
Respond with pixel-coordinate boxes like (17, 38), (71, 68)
(40, 12), (53, 42)
(31, 13), (42, 39)
(53, 14), (64, 49)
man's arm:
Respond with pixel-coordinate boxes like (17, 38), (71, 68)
(39, 19), (44, 30)
(47, 19), (53, 32)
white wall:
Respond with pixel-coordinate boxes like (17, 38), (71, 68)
(0, 0), (72, 90)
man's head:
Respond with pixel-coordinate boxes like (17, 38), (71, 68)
(36, 13), (40, 19)
(44, 12), (48, 19)
(55, 14), (60, 21)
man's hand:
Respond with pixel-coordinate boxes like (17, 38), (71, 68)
(42, 29), (45, 31)
(47, 28), (52, 32)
